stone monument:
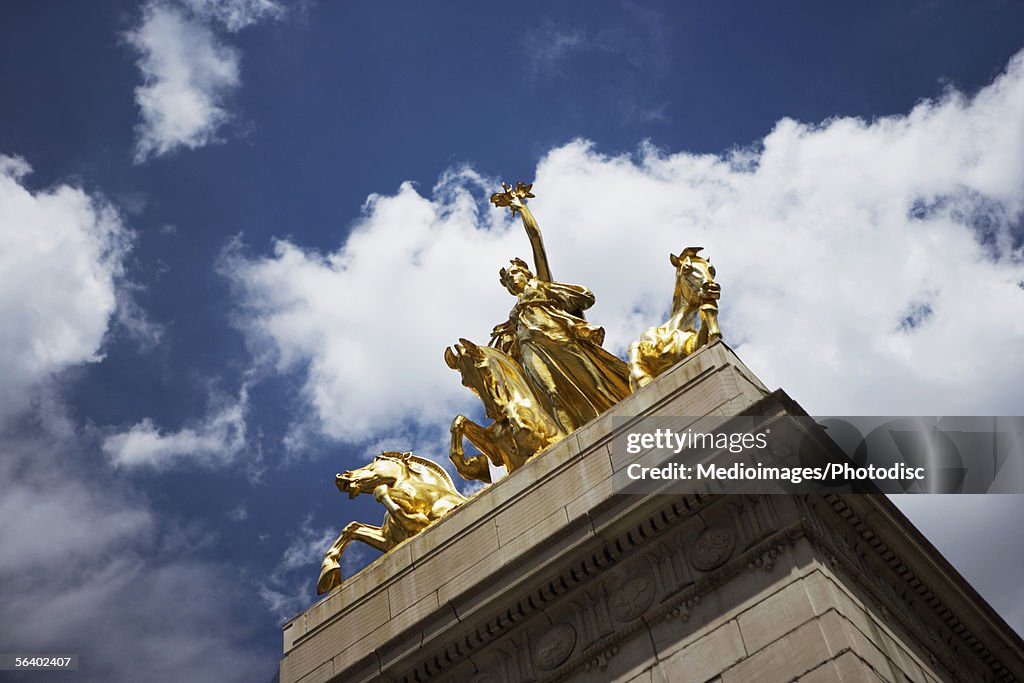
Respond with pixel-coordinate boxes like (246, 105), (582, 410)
(281, 342), (1024, 682)
(281, 184), (1024, 682)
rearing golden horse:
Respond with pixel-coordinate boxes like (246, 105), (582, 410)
(628, 247), (722, 390)
(445, 338), (565, 483)
(317, 451), (465, 594)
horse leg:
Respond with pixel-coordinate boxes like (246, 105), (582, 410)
(375, 487), (432, 534)
(699, 305), (721, 344)
(343, 522), (392, 552)
(461, 417), (516, 476)
(506, 407), (561, 469)
(317, 521), (392, 594)
(629, 336), (657, 392)
(449, 415), (493, 483)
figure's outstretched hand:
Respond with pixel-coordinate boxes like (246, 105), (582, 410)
(490, 181), (535, 217)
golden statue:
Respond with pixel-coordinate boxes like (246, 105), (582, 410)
(445, 337), (565, 483)
(317, 451), (465, 594)
(488, 182), (632, 433)
(628, 247), (721, 390)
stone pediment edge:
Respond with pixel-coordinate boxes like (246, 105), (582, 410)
(817, 494), (1024, 681)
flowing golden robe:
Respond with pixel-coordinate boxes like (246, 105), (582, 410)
(492, 278), (631, 433)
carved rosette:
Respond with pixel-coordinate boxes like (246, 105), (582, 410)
(609, 574), (656, 622)
(689, 527), (736, 571)
(533, 623), (577, 671)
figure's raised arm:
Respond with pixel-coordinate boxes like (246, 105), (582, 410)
(491, 181), (553, 282)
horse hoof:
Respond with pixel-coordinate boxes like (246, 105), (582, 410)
(629, 375), (652, 392)
(317, 565), (342, 595)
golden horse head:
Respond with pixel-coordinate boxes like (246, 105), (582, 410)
(670, 247), (721, 313)
(444, 338), (531, 421)
(336, 451), (461, 499)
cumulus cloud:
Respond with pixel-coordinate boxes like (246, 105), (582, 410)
(126, 0), (285, 162)
(0, 455), (152, 580)
(127, 4), (241, 162)
(102, 386), (249, 469)
(0, 155), (130, 421)
(0, 423), (273, 683)
(227, 50), (1024, 451)
(0, 152), (272, 679)
(222, 169), (518, 443)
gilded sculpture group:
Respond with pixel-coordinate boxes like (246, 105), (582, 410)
(318, 183), (722, 594)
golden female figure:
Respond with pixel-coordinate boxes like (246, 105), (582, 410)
(489, 183), (631, 433)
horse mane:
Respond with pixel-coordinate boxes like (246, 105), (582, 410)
(476, 345), (534, 401)
(377, 451), (461, 492)
(406, 454), (459, 492)
(478, 344), (520, 377)
(671, 276), (684, 315)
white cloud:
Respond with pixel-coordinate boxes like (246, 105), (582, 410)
(102, 386), (249, 469)
(182, 0), (283, 32)
(0, 462), (153, 580)
(115, 284), (166, 351)
(223, 169), (520, 443)
(127, 3), (241, 162)
(0, 155), (130, 421)
(0, 153), (271, 679)
(0, 424), (273, 683)
(126, 0), (285, 162)
(227, 50), (1024, 449)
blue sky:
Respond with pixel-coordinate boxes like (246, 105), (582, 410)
(1, 2), (1024, 681)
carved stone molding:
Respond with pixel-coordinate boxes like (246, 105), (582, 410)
(804, 495), (1019, 683)
(583, 644), (618, 674)
(390, 487), (1020, 683)
(539, 522), (806, 683)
